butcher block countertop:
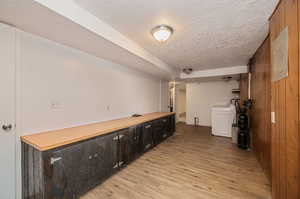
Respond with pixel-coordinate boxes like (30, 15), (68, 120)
(21, 112), (175, 151)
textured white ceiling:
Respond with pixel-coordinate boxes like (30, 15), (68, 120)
(74, 0), (278, 70)
(0, 0), (176, 79)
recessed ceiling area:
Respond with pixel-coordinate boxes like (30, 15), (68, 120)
(74, 0), (279, 70)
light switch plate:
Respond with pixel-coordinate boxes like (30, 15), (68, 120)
(50, 100), (61, 109)
(271, 112), (276, 124)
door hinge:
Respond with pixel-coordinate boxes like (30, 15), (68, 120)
(113, 163), (118, 169)
(113, 135), (119, 141)
(145, 144), (151, 149)
(50, 157), (62, 165)
(119, 161), (124, 167)
(113, 134), (125, 141)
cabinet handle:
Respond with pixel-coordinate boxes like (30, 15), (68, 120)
(145, 144), (151, 149)
(88, 155), (93, 160)
(163, 133), (167, 138)
(145, 125), (151, 129)
(50, 157), (62, 165)
(163, 120), (167, 122)
(119, 135), (124, 139)
(94, 153), (98, 158)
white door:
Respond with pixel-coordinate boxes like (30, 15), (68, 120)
(0, 23), (16, 199)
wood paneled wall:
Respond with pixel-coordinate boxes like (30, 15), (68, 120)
(269, 0), (299, 199)
(250, 36), (271, 181)
(239, 73), (249, 105)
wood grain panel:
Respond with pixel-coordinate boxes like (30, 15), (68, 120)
(286, 0), (299, 198)
(269, 0), (300, 198)
(239, 73), (249, 105)
(21, 112), (175, 151)
(250, 36), (271, 181)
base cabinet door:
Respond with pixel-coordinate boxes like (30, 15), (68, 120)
(44, 144), (88, 199)
(44, 132), (120, 199)
(153, 120), (163, 145)
(134, 125), (143, 157)
(142, 122), (153, 152)
(104, 132), (120, 175)
(169, 115), (176, 135)
(127, 126), (141, 163)
(161, 118), (169, 140)
(87, 135), (114, 190)
(118, 128), (130, 167)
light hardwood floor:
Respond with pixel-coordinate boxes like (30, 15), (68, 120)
(81, 123), (271, 199)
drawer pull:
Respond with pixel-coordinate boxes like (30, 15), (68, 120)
(145, 144), (151, 149)
(50, 157), (62, 165)
(163, 134), (167, 138)
(145, 125), (151, 129)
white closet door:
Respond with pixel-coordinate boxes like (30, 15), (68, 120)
(0, 23), (16, 199)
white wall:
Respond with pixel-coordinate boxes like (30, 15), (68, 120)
(15, 30), (168, 198)
(186, 80), (238, 126)
(160, 80), (170, 112)
(18, 30), (164, 135)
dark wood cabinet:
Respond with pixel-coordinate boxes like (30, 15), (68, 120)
(127, 125), (142, 162)
(141, 122), (154, 152)
(45, 144), (80, 199)
(161, 117), (169, 141)
(22, 115), (175, 199)
(153, 120), (162, 146)
(117, 128), (130, 167)
(88, 133), (119, 189)
(169, 114), (176, 136)
(42, 131), (120, 198)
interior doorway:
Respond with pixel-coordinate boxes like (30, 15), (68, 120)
(175, 83), (186, 123)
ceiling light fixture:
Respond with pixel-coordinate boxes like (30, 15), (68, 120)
(151, 25), (174, 43)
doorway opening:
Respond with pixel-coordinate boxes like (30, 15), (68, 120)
(175, 83), (186, 123)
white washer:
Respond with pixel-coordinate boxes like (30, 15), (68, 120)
(211, 105), (236, 137)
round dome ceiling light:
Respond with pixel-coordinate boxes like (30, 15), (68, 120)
(151, 25), (174, 43)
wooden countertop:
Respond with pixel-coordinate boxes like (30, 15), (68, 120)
(21, 112), (175, 151)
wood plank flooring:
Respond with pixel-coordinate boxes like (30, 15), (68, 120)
(81, 123), (271, 199)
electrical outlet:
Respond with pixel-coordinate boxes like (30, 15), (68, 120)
(50, 101), (61, 109)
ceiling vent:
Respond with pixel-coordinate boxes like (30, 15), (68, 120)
(182, 68), (193, 75)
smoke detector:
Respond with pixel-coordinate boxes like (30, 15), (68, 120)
(182, 68), (193, 75)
